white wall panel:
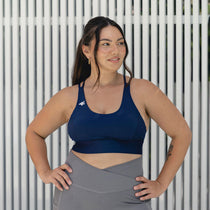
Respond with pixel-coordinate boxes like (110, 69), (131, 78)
(175, 1), (184, 210)
(20, 0), (28, 207)
(116, 0), (123, 29)
(60, 0), (69, 171)
(100, 0), (107, 17)
(134, 0), (141, 79)
(12, 1), (21, 210)
(0, 0), (4, 209)
(43, 0), (52, 209)
(28, 1), (36, 209)
(150, 1), (158, 209)
(84, 0), (91, 24)
(68, 0), (75, 82)
(36, 0), (45, 209)
(184, 1), (192, 210)
(51, 1), (60, 209)
(92, 0), (99, 17)
(192, 1), (200, 210)
(142, 0), (150, 190)
(109, 0), (115, 20)
(167, 0), (175, 209)
(200, 1), (208, 210)
(158, 0), (167, 209)
(0, 1), (209, 209)
(5, 1), (12, 209)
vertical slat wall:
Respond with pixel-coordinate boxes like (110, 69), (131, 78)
(0, 0), (4, 209)
(175, 1), (184, 210)
(20, 0), (28, 209)
(159, 0), (167, 209)
(51, 0), (59, 209)
(36, 1), (44, 209)
(167, 0), (175, 209)
(150, 0), (159, 209)
(0, 1), (209, 210)
(5, 1), (12, 210)
(200, 1), (208, 210)
(12, 1), (20, 209)
(142, 0), (150, 185)
(192, 0), (200, 209)
(28, 1), (36, 209)
(184, 1), (192, 210)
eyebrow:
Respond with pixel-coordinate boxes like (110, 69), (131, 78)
(99, 37), (124, 42)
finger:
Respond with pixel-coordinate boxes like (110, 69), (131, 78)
(57, 168), (72, 185)
(54, 173), (70, 190)
(60, 164), (72, 173)
(139, 193), (152, 201)
(136, 176), (148, 182)
(51, 179), (64, 191)
(133, 183), (147, 190)
(137, 189), (150, 197)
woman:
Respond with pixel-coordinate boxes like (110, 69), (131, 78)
(25, 16), (192, 210)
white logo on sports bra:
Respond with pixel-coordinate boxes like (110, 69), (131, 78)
(79, 101), (85, 106)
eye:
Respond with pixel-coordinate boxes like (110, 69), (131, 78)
(117, 42), (125, 46)
(102, 43), (110, 46)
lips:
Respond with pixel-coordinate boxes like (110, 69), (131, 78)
(108, 57), (120, 62)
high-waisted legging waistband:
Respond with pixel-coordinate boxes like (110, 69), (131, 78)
(67, 150), (144, 193)
(53, 149), (152, 210)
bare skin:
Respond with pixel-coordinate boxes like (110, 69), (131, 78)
(25, 26), (192, 200)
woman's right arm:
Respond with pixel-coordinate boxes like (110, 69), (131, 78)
(25, 86), (75, 191)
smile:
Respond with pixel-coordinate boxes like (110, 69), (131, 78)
(108, 57), (120, 63)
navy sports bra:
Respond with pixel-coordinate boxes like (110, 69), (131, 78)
(67, 75), (147, 154)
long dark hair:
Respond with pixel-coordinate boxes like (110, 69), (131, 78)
(71, 16), (133, 88)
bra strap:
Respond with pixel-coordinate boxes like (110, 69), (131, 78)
(82, 80), (85, 88)
(77, 80), (86, 102)
(123, 74), (126, 86)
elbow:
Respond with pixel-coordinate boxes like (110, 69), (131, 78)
(25, 125), (45, 144)
(25, 126), (32, 145)
(181, 122), (192, 144)
(172, 127), (192, 145)
(25, 125), (36, 145)
(187, 126), (192, 139)
(184, 127), (192, 145)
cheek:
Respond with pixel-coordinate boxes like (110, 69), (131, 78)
(119, 48), (126, 59)
(97, 49), (110, 60)
(98, 47), (111, 54)
(121, 47), (126, 55)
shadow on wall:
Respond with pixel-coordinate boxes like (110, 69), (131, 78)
(208, 17), (210, 81)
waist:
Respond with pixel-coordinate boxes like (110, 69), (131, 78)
(65, 150), (144, 193)
(72, 139), (144, 154)
(71, 150), (142, 169)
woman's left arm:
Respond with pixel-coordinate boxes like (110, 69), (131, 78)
(134, 79), (192, 201)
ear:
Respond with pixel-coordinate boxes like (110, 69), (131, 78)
(82, 45), (91, 59)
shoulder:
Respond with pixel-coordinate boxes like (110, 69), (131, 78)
(47, 84), (79, 121)
(131, 77), (157, 89)
(131, 78), (191, 138)
(129, 77), (159, 98)
(130, 78), (171, 108)
(129, 78), (167, 116)
(52, 84), (78, 103)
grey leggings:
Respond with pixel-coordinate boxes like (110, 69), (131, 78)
(53, 150), (152, 210)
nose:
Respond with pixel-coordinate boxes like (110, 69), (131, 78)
(111, 44), (119, 55)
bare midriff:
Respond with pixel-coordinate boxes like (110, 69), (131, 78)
(72, 150), (142, 169)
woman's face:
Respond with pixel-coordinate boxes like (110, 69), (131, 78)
(87, 26), (126, 73)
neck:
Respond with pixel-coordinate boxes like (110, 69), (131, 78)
(86, 72), (121, 87)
